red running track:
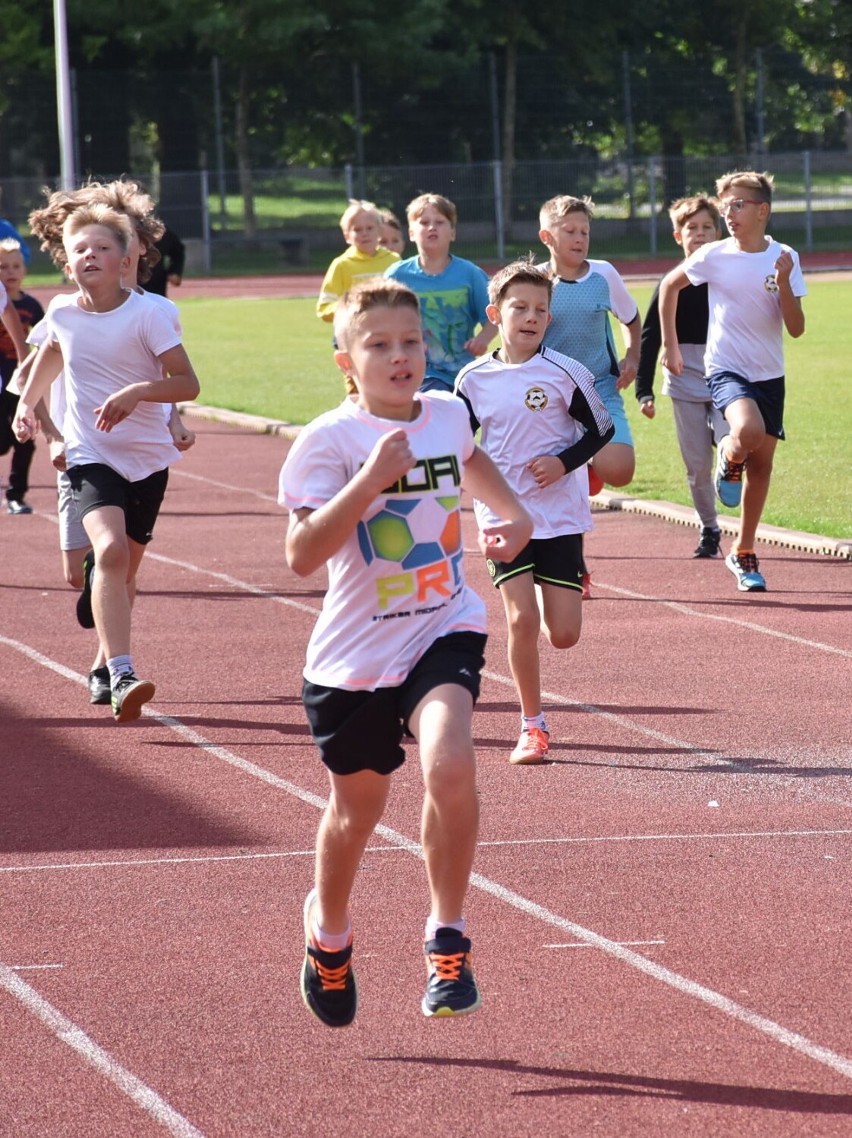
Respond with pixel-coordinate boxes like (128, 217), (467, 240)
(1, 420), (851, 1137)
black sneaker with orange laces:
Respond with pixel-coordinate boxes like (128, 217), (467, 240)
(301, 889), (357, 1028)
(422, 927), (481, 1017)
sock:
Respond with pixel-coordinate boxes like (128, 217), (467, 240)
(425, 916), (465, 940)
(522, 713), (548, 733)
(312, 915), (351, 951)
(107, 655), (134, 686)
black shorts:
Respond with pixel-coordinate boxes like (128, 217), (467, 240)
(302, 631), (487, 777)
(487, 533), (585, 591)
(67, 463), (169, 546)
(708, 372), (786, 440)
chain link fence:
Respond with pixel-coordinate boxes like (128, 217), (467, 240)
(4, 152), (851, 277)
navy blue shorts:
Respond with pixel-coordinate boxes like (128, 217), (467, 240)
(302, 631), (487, 777)
(67, 463), (169, 545)
(486, 532), (584, 591)
(708, 372), (786, 440)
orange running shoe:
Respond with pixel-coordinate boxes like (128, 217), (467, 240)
(509, 726), (550, 765)
(301, 889), (357, 1027)
(581, 571), (592, 600)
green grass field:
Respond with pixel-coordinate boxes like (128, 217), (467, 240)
(176, 279), (851, 539)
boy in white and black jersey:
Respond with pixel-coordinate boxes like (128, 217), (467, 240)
(455, 260), (614, 765)
(280, 278), (531, 1028)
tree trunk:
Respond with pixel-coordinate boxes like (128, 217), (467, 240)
(236, 64), (256, 238)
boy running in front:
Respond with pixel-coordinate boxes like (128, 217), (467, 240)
(279, 279), (531, 1026)
(455, 261), (614, 764)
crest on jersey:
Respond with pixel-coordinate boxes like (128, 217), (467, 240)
(763, 274), (779, 294)
(525, 386), (548, 411)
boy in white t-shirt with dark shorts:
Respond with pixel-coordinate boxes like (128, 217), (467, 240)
(279, 279), (531, 1028)
(14, 203), (200, 721)
(659, 170), (806, 592)
(455, 260), (614, 764)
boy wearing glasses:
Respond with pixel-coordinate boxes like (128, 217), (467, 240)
(658, 171), (806, 593)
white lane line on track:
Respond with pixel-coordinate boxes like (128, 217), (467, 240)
(2, 632), (852, 1085)
(4, 828), (850, 876)
(546, 940), (666, 949)
(594, 580), (852, 658)
(0, 961), (207, 1138)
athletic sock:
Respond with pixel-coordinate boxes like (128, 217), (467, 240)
(107, 655), (134, 686)
(312, 916), (351, 951)
(522, 714), (548, 733)
(425, 916), (465, 940)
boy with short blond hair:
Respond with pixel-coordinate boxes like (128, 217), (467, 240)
(455, 260), (613, 764)
(385, 193), (496, 392)
(636, 194), (728, 559)
(280, 278), (531, 1026)
(14, 203), (200, 721)
(0, 238), (43, 513)
(316, 199), (400, 323)
(659, 170), (806, 592)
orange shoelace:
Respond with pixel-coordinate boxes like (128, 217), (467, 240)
(314, 957), (351, 991)
(427, 950), (467, 981)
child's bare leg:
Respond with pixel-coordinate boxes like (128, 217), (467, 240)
(722, 398), (765, 464)
(499, 574), (543, 718)
(410, 685), (478, 926)
(82, 507), (136, 659)
(314, 769), (389, 935)
(540, 582), (582, 650)
(62, 546), (91, 589)
(591, 441), (635, 487)
(737, 434), (777, 551)
(90, 573), (139, 672)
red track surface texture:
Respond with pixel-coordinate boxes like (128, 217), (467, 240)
(1, 421), (851, 1137)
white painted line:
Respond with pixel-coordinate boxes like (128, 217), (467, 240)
(477, 828), (852, 848)
(545, 940), (666, 949)
(10, 963), (65, 971)
(0, 843), (403, 876)
(0, 962), (206, 1137)
(169, 468), (279, 504)
(595, 580), (852, 658)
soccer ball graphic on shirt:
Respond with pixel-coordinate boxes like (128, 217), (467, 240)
(358, 495), (461, 569)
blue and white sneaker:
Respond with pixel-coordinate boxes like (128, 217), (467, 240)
(726, 550), (767, 592)
(715, 440), (746, 508)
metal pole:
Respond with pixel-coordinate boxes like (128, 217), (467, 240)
(53, 0), (76, 188)
(755, 48), (765, 163)
(648, 158), (657, 256)
(212, 56), (227, 221)
(489, 53), (501, 163)
(622, 50), (636, 220)
(492, 160), (505, 263)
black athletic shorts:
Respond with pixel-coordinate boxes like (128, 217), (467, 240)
(67, 463), (169, 545)
(486, 532), (584, 591)
(302, 631), (487, 777)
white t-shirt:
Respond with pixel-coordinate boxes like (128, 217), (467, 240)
(456, 346), (608, 538)
(683, 237), (807, 381)
(35, 290), (181, 432)
(44, 289), (182, 481)
(279, 392), (486, 691)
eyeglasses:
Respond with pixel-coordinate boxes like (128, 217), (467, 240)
(719, 198), (764, 215)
